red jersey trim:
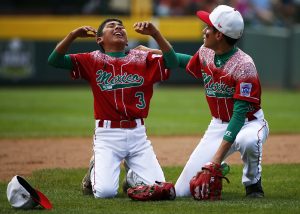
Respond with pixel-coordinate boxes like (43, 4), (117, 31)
(120, 57), (135, 118)
(233, 95), (260, 104)
(70, 56), (82, 79)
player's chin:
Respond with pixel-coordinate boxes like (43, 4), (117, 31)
(203, 40), (212, 49)
(115, 36), (127, 42)
(112, 38), (127, 44)
(113, 40), (128, 49)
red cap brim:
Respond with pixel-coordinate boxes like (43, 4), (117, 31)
(33, 189), (53, 210)
(196, 11), (213, 26)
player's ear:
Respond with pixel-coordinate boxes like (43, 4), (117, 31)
(216, 31), (223, 41)
(96, 36), (104, 46)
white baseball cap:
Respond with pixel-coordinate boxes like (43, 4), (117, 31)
(7, 175), (52, 210)
(197, 5), (244, 39)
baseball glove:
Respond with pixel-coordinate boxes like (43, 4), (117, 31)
(190, 162), (229, 200)
(127, 181), (176, 201)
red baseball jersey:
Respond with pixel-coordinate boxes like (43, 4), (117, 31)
(186, 46), (261, 122)
(70, 49), (170, 120)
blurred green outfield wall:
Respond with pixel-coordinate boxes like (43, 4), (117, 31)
(0, 25), (299, 88)
(0, 40), (201, 86)
(291, 26), (300, 89)
(242, 25), (300, 89)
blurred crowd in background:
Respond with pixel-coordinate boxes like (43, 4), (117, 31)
(1, 0), (300, 27)
(154, 0), (300, 27)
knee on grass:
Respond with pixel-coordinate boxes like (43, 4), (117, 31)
(93, 186), (118, 198)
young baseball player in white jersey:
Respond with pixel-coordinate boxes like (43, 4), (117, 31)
(174, 5), (269, 198)
(48, 19), (178, 198)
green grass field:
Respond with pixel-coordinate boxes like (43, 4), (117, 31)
(0, 86), (300, 138)
(0, 86), (300, 213)
(0, 165), (299, 214)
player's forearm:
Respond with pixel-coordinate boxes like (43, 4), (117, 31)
(48, 50), (72, 69)
(212, 100), (250, 164)
(176, 53), (192, 68)
(55, 32), (77, 54)
(211, 140), (232, 164)
(151, 31), (173, 53)
(162, 49), (178, 69)
(151, 30), (178, 68)
(223, 100), (249, 143)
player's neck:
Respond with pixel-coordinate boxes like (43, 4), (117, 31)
(215, 46), (236, 56)
(104, 47), (125, 53)
(103, 43), (126, 53)
(214, 42), (234, 55)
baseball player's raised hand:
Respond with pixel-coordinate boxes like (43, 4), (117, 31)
(71, 26), (97, 38)
(133, 21), (159, 37)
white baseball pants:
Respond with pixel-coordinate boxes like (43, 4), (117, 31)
(175, 109), (269, 197)
(91, 119), (165, 198)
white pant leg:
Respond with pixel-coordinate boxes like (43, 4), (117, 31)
(175, 116), (269, 197)
(125, 126), (165, 186)
(91, 128), (127, 198)
(230, 119), (269, 186)
(175, 119), (227, 197)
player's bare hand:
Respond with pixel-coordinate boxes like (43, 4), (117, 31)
(71, 26), (97, 38)
(133, 21), (159, 37)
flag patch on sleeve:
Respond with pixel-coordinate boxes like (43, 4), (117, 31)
(240, 82), (252, 97)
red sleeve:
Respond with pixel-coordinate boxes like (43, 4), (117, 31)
(186, 51), (202, 79)
(233, 62), (261, 104)
(69, 53), (92, 81)
(146, 53), (170, 83)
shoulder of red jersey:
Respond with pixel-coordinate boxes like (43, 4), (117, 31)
(89, 50), (104, 60)
(198, 45), (215, 60)
(235, 49), (255, 65)
(127, 49), (160, 64)
(129, 49), (153, 58)
(70, 50), (102, 61)
(229, 49), (258, 81)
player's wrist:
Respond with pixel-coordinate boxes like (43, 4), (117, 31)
(203, 162), (221, 169)
(151, 30), (160, 39)
(68, 31), (78, 40)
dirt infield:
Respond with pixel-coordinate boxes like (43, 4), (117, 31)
(0, 134), (299, 181)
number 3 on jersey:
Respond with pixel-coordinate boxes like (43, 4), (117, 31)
(135, 92), (146, 109)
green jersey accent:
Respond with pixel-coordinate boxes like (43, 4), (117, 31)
(48, 50), (72, 69)
(223, 100), (250, 143)
(135, 92), (146, 109)
(214, 47), (238, 68)
(106, 51), (126, 57)
(202, 72), (235, 98)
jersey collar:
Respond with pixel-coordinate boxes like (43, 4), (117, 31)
(106, 51), (126, 58)
(214, 46), (238, 68)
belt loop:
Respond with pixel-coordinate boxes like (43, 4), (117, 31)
(135, 118), (144, 126)
(95, 120), (100, 128)
(105, 120), (111, 128)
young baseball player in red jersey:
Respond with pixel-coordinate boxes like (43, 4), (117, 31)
(48, 19), (178, 198)
(140, 5), (270, 199)
(174, 5), (270, 199)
